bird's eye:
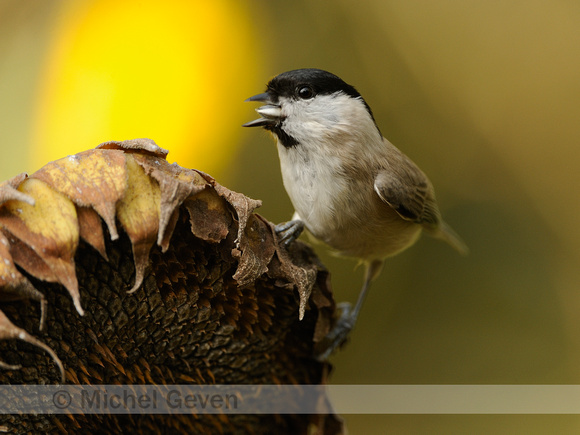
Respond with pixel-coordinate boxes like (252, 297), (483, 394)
(297, 86), (315, 99)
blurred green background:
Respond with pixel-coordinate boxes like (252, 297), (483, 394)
(2, 1), (580, 433)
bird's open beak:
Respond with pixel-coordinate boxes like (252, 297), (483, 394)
(242, 93), (282, 128)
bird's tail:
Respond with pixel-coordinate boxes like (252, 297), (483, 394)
(432, 221), (469, 256)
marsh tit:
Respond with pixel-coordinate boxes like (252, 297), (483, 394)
(244, 68), (467, 359)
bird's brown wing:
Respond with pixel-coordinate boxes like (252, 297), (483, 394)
(373, 149), (441, 227)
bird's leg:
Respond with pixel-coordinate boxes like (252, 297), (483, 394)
(315, 259), (383, 361)
(275, 219), (305, 246)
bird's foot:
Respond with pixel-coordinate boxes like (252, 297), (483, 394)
(315, 302), (356, 361)
(275, 220), (304, 246)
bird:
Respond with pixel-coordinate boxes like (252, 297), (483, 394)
(243, 68), (467, 359)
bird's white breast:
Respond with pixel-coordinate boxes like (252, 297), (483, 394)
(277, 140), (347, 238)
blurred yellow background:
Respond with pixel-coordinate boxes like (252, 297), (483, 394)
(0, 0), (265, 178)
(2, 1), (580, 433)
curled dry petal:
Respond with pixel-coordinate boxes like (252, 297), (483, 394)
(193, 171), (266, 286)
(211, 179), (262, 248)
(0, 175), (47, 328)
(116, 156), (160, 293)
(232, 214), (276, 287)
(184, 187), (231, 243)
(269, 241), (317, 321)
(97, 138), (169, 158)
(0, 178), (83, 315)
(129, 153), (206, 251)
(0, 173), (35, 206)
(0, 310), (64, 383)
(76, 206), (108, 260)
(0, 232), (47, 330)
(32, 149), (128, 241)
(258, 215), (319, 321)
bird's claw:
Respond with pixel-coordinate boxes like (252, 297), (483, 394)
(275, 220), (304, 247)
(315, 302), (356, 361)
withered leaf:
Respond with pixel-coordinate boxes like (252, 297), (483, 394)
(288, 259), (317, 322)
(267, 234), (318, 321)
(116, 156), (160, 293)
(232, 214), (276, 287)
(0, 173), (35, 206)
(130, 153), (207, 250)
(193, 170), (262, 246)
(309, 271), (335, 344)
(0, 178), (83, 315)
(193, 171), (267, 287)
(32, 149), (128, 241)
(1, 232), (53, 282)
(0, 232), (47, 331)
(184, 188), (231, 243)
(97, 138), (169, 158)
(76, 205), (108, 260)
(0, 175), (46, 327)
(0, 232), (28, 290)
(0, 310), (64, 382)
(213, 181), (262, 247)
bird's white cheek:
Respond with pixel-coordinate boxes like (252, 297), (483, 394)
(281, 100), (340, 143)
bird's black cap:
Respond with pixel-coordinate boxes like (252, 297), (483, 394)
(265, 68), (378, 127)
(267, 68), (362, 99)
